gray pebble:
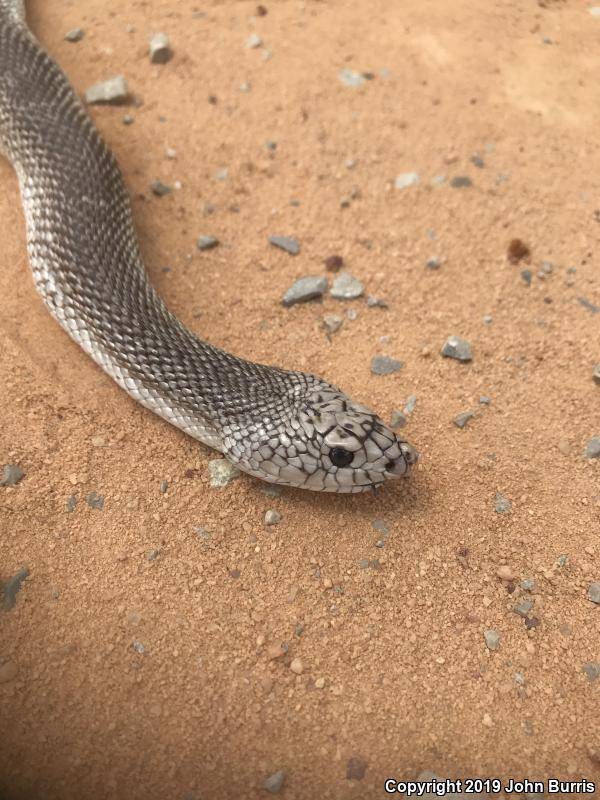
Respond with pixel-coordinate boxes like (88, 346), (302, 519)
(132, 640), (145, 654)
(150, 180), (172, 197)
(453, 410), (475, 429)
(541, 260), (554, 274)
(578, 296), (600, 314)
(264, 510), (281, 526)
(193, 526), (211, 540)
(281, 276), (328, 306)
(246, 32), (263, 49)
(67, 495), (77, 512)
(390, 410), (407, 428)
(479, 395), (491, 405)
(582, 662), (600, 682)
(263, 770), (286, 794)
(372, 519), (389, 535)
(521, 577), (536, 592)
(584, 437), (600, 459)
(197, 235), (219, 251)
(470, 154), (485, 168)
(64, 28), (84, 42)
(587, 582), (600, 604)
(149, 32), (172, 64)
(322, 314), (343, 334)
(513, 599), (534, 618)
(593, 363), (600, 386)
(86, 492), (104, 510)
(338, 68), (366, 88)
(403, 394), (417, 415)
(394, 171), (419, 190)
(85, 75), (128, 105)
(450, 175), (472, 188)
(1, 464), (24, 487)
(159, 480), (168, 494)
(2, 567), (30, 610)
(426, 256), (441, 270)
(441, 335), (472, 362)
(484, 629), (500, 651)
(358, 559), (370, 569)
(482, 314), (493, 324)
(122, 114), (135, 125)
(371, 356), (403, 376)
(494, 492), (512, 514)
(520, 269), (532, 286)
(366, 296), (387, 308)
(330, 271), (364, 300)
(269, 235), (300, 255)
(209, 459), (240, 488)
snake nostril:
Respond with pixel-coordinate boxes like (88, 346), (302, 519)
(385, 460), (396, 471)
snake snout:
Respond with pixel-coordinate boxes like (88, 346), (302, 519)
(385, 441), (418, 477)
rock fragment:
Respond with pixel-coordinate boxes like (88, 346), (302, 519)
(394, 172), (419, 190)
(269, 235), (300, 255)
(484, 630), (500, 651)
(208, 459), (241, 487)
(441, 335), (472, 362)
(370, 356), (402, 376)
(494, 493), (512, 514)
(1, 464), (24, 486)
(454, 410), (475, 429)
(2, 567), (30, 610)
(450, 175), (472, 188)
(85, 75), (128, 105)
(584, 437), (600, 459)
(593, 363), (600, 386)
(197, 235), (219, 251)
(246, 32), (262, 49)
(149, 32), (172, 64)
(264, 510), (281, 526)
(338, 69), (366, 88)
(330, 272), (364, 300)
(281, 276), (327, 306)
(65, 28), (84, 42)
(587, 582), (600, 604)
(264, 770), (286, 794)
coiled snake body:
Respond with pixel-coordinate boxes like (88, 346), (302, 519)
(0, 1), (417, 493)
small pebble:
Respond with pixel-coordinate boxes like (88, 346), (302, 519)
(314, 677), (325, 689)
(324, 255), (344, 272)
(2, 567), (30, 610)
(521, 577), (536, 592)
(496, 565), (514, 580)
(454, 410), (475, 429)
(159, 480), (168, 494)
(197, 235), (219, 251)
(521, 269), (532, 286)
(582, 662), (600, 682)
(64, 28), (84, 42)
(1, 464), (24, 487)
(470, 154), (485, 168)
(366, 296), (387, 308)
(403, 394), (417, 415)
(86, 492), (104, 510)
(593, 363), (600, 386)
(208, 459), (241, 487)
(246, 32), (262, 49)
(263, 770), (286, 794)
(290, 658), (303, 675)
(578, 297), (599, 314)
(122, 114), (134, 125)
(67, 495), (77, 512)
(346, 757), (368, 781)
(269, 235), (300, 255)
(149, 32), (172, 64)
(165, 147), (177, 159)
(85, 75), (128, 105)
(330, 272), (364, 300)
(150, 180), (172, 197)
(479, 395), (491, 405)
(322, 314), (343, 334)
(513, 599), (534, 618)
(394, 171), (419, 190)
(281, 276), (328, 307)
(264, 510), (281, 526)
(484, 629), (500, 651)
(494, 493), (512, 514)
(584, 437), (600, 459)
(441, 335), (472, 362)
(371, 356), (403, 376)
(338, 68), (366, 88)
(541, 260), (554, 274)
(587, 582), (600, 604)
(426, 256), (441, 270)
(450, 175), (472, 188)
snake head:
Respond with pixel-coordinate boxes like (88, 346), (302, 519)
(221, 384), (418, 493)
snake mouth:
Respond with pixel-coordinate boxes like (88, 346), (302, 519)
(384, 442), (419, 478)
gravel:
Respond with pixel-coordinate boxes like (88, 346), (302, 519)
(390, 410), (407, 428)
(346, 756), (368, 781)
(366, 296), (387, 308)
(494, 493), (512, 514)
(578, 296), (600, 314)
(264, 510), (281, 526)
(426, 256), (441, 270)
(593, 363), (600, 386)
(484, 629), (500, 651)
(441, 335), (472, 362)
(2, 567), (30, 610)
(150, 180), (172, 196)
(394, 171), (419, 190)
(85, 75), (128, 105)
(454, 410), (475, 429)
(450, 175), (472, 188)
(370, 356), (403, 375)
(324, 255), (344, 271)
(281, 276), (328, 306)
(263, 770), (286, 794)
(67, 495), (77, 512)
(246, 32), (263, 49)
(330, 271), (364, 300)
(582, 662), (600, 682)
(209, 459), (241, 487)
(521, 577), (536, 592)
(269, 235), (300, 255)
(322, 314), (343, 334)
(513, 599), (534, 618)
(587, 582), (600, 604)
(584, 437), (600, 459)
(404, 394), (417, 415)
(86, 492), (104, 510)
(1, 464), (24, 486)
(520, 269), (532, 286)
(197, 235), (219, 251)
(290, 658), (303, 674)
(338, 68), (366, 88)
(149, 32), (172, 64)
(64, 28), (84, 42)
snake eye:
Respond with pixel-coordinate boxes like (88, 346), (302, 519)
(329, 447), (354, 468)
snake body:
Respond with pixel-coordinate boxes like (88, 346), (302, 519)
(0, 1), (417, 493)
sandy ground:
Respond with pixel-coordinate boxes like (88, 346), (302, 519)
(1, 0), (600, 798)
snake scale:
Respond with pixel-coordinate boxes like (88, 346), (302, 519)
(0, 0), (417, 493)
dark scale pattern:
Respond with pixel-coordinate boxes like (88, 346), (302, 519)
(0, 3), (417, 492)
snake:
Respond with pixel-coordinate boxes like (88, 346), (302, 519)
(0, 0), (417, 493)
